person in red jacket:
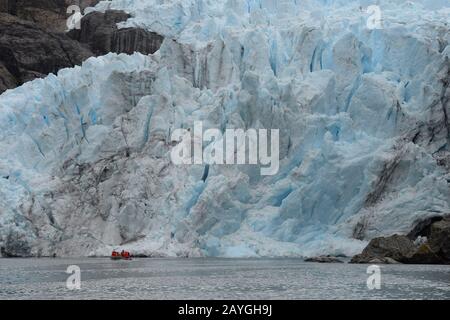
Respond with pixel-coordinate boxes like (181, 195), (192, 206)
(120, 250), (131, 259)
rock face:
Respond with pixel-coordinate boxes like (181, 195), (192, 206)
(351, 217), (450, 264)
(0, 2), (164, 94)
(350, 235), (415, 263)
(0, 0), (100, 32)
(407, 216), (446, 240)
(0, 229), (32, 257)
(0, 61), (18, 93)
(402, 217), (450, 264)
(304, 255), (344, 263)
(0, 12), (93, 94)
(68, 10), (164, 56)
(420, 218), (450, 262)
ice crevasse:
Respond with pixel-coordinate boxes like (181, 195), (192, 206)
(0, 0), (449, 257)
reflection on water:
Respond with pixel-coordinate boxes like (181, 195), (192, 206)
(0, 258), (449, 299)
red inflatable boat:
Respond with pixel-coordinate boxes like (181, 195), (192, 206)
(111, 250), (132, 260)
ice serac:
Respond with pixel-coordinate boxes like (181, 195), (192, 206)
(0, 0), (449, 257)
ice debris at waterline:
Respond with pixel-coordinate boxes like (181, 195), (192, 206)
(0, 0), (449, 258)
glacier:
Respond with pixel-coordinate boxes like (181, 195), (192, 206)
(0, 0), (449, 257)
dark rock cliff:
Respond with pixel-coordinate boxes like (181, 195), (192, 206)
(0, 1), (164, 94)
(1, 0), (100, 32)
(351, 216), (450, 264)
(0, 12), (93, 93)
(68, 10), (164, 56)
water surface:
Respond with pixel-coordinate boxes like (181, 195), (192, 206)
(0, 258), (448, 299)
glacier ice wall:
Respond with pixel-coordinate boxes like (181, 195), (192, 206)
(0, 0), (449, 257)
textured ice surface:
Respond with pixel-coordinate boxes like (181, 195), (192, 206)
(0, 0), (449, 257)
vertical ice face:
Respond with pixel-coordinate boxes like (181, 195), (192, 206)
(0, 0), (449, 257)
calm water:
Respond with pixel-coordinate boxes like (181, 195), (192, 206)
(0, 258), (449, 299)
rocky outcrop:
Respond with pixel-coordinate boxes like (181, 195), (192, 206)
(68, 10), (164, 56)
(404, 216), (450, 264)
(0, 12), (93, 94)
(420, 218), (450, 262)
(304, 255), (344, 263)
(351, 217), (450, 264)
(351, 234), (415, 263)
(0, 229), (32, 257)
(1, 0), (163, 55)
(407, 215), (446, 240)
(0, 61), (18, 93)
(0, 1), (101, 94)
(0, 0), (100, 32)
(0, 2), (164, 94)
